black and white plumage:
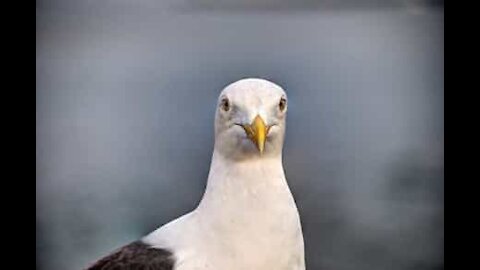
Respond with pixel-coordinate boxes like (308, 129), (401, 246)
(85, 78), (305, 270)
(86, 241), (174, 270)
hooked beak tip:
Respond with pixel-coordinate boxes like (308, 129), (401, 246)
(242, 115), (268, 154)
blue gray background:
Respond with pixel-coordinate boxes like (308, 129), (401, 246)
(36, 1), (443, 269)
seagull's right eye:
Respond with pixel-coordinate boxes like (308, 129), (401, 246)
(220, 97), (230, 112)
(278, 97), (287, 112)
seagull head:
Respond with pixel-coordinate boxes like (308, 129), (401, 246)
(214, 78), (288, 160)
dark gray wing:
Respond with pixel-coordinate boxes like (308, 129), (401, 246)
(85, 240), (175, 270)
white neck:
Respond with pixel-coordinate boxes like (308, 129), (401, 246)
(144, 148), (305, 270)
(194, 149), (297, 233)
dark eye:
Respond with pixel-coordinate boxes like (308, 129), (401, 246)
(220, 97), (230, 111)
(279, 97), (287, 112)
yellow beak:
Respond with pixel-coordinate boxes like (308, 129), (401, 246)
(242, 115), (268, 154)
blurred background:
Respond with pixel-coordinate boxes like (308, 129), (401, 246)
(36, 1), (443, 269)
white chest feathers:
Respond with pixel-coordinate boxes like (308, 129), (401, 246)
(143, 157), (306, 270)
(144, 200), (304, 270)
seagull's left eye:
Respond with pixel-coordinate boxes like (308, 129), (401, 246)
(279, 97), (287, 112)
(220, 97), (230, 111)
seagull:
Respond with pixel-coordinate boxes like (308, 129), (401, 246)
(86, 78), (305, 270)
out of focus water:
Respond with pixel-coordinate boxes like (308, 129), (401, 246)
(37, 1), (443, 270)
